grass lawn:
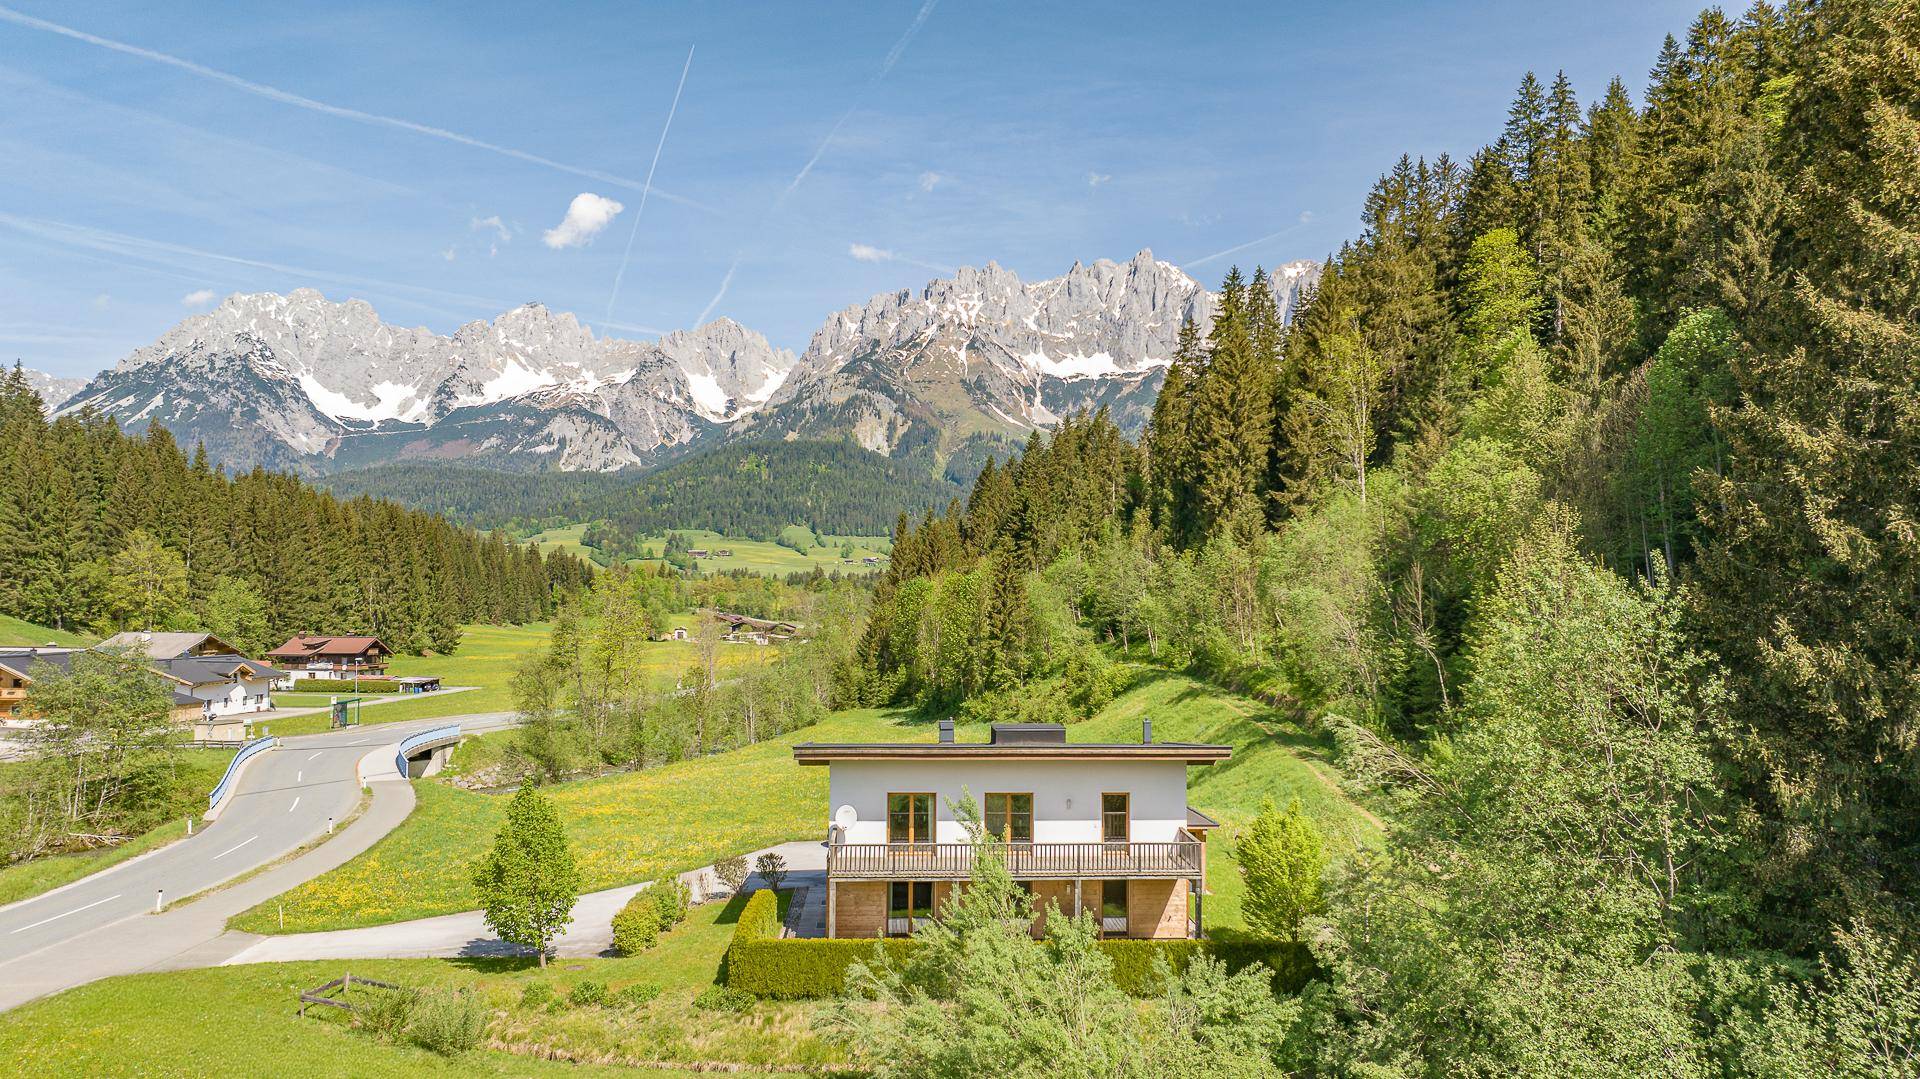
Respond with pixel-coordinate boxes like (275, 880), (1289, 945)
(0, 894), (824, 1075)
(632, 528), (892, 576)
(265, 622), (772, 737)
(235, 668), (1378, 937)
(0, 748), (235, 908)
(0, 614), (91, 648)
(230, 709), (902, 934)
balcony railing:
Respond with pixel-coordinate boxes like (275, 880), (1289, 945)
(828, 833), (1203, 881)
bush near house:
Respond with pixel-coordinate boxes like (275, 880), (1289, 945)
(289, 678), (403, 693)
(722, 888), (1320, 999)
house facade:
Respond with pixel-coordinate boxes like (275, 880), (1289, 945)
(0, 646), (280, 740)
(266, 635), (392, 682)
(796, 721), (1226, 940)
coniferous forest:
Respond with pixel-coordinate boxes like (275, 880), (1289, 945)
(854, 1), (1918, 1071)
(0, 368), (591, 652)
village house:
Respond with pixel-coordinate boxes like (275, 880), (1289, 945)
(97, 631), (243, 659)
(0, 644), (282, 742)
(711, 610), (802, 644)
(266, 634), (392, 683)
(795, 719), (1225, 940)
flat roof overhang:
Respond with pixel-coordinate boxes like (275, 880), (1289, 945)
(793, 743), (1231, 766)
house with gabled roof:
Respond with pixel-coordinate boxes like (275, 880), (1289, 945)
(796, 719), (1225, 940)
(265, 634), (392, 682)
(97, 631), (242, 659)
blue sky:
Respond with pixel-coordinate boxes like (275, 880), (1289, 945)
(0, 0), (1704, 377)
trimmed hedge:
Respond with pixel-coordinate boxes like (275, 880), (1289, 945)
(724, 888), (918, 999)
(288, 678), (402, 693)
(722, 889), (1318, 999)
(1098, 937), (1317, 995)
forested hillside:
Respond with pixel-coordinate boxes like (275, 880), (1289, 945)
(852, 1), (1919, 1072)
(324, 441), (963, 549)
(0, 369), (591, 652)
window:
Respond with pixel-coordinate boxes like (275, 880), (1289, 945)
(984, 793), (1033, 843)
(887, 793), (935, 845)
(888, 881), (935, 936)
(1101, 793), (1129, 845)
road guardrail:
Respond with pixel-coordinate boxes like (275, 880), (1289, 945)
(393, 723), (462, 778)
(208, 734), (279, 812)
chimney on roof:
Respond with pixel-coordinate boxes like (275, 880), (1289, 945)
(1143, 718), (1153, 744)
(938, 718), (955, 744)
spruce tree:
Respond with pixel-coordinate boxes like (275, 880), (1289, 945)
(1692, 0), (1920, 947)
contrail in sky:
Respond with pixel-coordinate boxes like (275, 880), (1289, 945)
(607, 46), (695, 321)
(0, 5), (712, 212)
(696, 0), (940, 326)
(1185, 220), (1313, 270)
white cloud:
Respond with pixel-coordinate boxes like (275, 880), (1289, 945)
(441, 247), (456, 262)
(849, 242), (894, 263)
(541, 193), (624, 249)
(1086, 171), (1112, 188)
(918, 171), (942, 193)
(91, 292), (111, 310)
(181, 288), (216, 307)
(1298, 210), (1315, 224)
(471, 215), (511, 241)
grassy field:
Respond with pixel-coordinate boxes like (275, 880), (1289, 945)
(0, 889), (832, 1076)
(0, 668), (1380, 1075)
(0, 615), (91, 648)
(234, 667), (1377, 936)
(0, 748), (236, 908)
(231, 708), (898, 933)
(636, 528), (891, 576)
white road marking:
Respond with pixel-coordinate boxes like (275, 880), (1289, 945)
(212, 835), (258, 860)
(10, 893), (122, 933)
(288, 797), (300, 813)
(296, 771), (302, 782)
(307, 751), (323, 761)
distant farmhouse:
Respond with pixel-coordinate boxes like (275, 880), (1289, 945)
(266, 634), (392, 683)
(710, 610), (803, 645)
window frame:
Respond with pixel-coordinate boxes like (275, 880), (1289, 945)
(887, 792), (936, 845)
(1101, 792), (1130, 845)
(984, 791), (1034, 844)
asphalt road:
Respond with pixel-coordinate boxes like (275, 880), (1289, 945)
(0, 712), (516, 969)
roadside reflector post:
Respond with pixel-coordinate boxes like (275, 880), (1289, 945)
(327, 816), (334, 835)
(155, 889), (163, 913)
(186, 816), (193, 836)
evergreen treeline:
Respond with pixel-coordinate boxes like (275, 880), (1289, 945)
(851, 1), (1919, 1071)
(323, 441), (963, 548)
(0, 370), (591, 651)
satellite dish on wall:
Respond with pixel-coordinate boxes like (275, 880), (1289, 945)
(834, 804), (858, 828)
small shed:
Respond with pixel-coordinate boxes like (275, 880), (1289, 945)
(393, 676), (442, 695)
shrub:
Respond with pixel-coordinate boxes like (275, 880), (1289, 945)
(353, 985), (416, 1042)
(567, 980), (609, 1007)
(723, 888), (1319, 1000)
(713, 854), (750, 894)
(613, 982), (661, 1008)
(612, 893), (661, 955)
(649, 875), (691, 930)
(517, 982), (553, 1009)
(292, 678), (401, 693)
(694, 985), (757, 1013)
(754, 852), (789, 892)
(409, 988), (488, 1056)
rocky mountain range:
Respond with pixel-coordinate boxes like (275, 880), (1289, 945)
(15, 367), (85, 412)
(46, 251), (1318, 474)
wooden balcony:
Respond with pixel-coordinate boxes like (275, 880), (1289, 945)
(827, 833), (1204, 881)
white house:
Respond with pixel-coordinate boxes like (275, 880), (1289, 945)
(152, 656), (284, 741)
(794, 720), (1227, 940)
